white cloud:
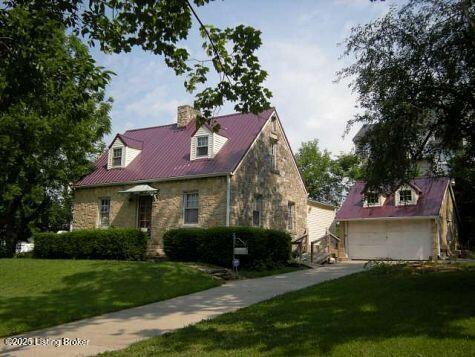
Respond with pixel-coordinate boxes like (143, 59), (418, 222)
(260, 40), (361, 155)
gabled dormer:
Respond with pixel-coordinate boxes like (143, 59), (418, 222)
(395, 184), (420, 206)
(363, 192), (385, 207)
(107, 134), (143, 169)
(190, 124), (228, 160)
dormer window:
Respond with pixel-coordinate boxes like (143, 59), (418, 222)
(399, 189), (413, 203)
(366, 193), (379, 205)
(196, 136), (209, 157)
(364, 192), (383, 207)
(395, 185), (418, 206)
(112, 148), (123, 167)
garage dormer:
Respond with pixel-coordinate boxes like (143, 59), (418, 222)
(190, 124), (228, 160)
(107, 134), (143, 169)
(395, 184), (420, 206)
(363, 192), (385, 207)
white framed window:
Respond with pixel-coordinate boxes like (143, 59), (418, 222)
(287, 202), (295, 230)
(399, 189), (413, 203)
(395, 186), (417, 206)
(112, 147), (123, 167)
(271, 142), (277, 171)
(253, 195), (263, 227)
(183, 192), (199, 224)
(364, 192), (381, 207)
(99, 198), (111, 227)
(196, 136), (209, 157)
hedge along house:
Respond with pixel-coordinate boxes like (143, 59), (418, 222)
(335, 177), (460, 261)
(72, 106), (308, 252)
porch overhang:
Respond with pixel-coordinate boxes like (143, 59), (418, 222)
(118, 184), (158, 195)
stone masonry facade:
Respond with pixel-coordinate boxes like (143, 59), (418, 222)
(72, 115), (308, 250)
(229, 117), (307, 237)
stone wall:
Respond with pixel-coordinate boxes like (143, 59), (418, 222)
(72, 176), (227, 249)
(229, 116), (308, 237)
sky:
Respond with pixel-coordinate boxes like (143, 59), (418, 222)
(91, 0), (399, 155)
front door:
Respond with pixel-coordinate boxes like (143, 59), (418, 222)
(138, 196), (152, 233)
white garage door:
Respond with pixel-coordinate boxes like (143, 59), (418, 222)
(347, 219), (433, 260)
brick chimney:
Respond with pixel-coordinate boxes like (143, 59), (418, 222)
(177, 105), (197, 128)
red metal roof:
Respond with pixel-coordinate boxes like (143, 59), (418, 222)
(335, 177), (450, 220)
(75, 109), (275, 187)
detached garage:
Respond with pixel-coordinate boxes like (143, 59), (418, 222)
(336, 177), (459, 261)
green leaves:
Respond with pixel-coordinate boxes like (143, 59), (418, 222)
(296, 140), (362, 205)
(0, 6), (112, 248)
(3, 0), (272, 123)
(339, 0), (475, 193)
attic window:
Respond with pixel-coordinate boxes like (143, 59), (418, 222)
(197, 136), (209, 157)
(365, 192), (380, 207)
(112, 148), (123, 167)
(399, 189), (413, 204)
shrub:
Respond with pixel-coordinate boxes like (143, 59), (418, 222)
(33, 228), (147, 260)
(163, 226), (292, 269)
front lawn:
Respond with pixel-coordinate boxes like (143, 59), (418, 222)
(0, 259), (220, 337)
(105, 263), (475, 356)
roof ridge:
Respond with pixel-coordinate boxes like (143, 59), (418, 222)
(124, 108), (275, 133)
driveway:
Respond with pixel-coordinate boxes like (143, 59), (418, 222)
(1, 262), (365, 357)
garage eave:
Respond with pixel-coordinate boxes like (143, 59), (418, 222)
(337, 215), (438, 222)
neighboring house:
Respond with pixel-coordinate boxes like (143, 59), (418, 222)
(72, 105), (308, 251)
(306, 199), (336, 249)
(353, 124), (450, 175)
(335, 177), (459, 260)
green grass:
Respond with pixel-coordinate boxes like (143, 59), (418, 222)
(0, 259), (220, 337)
(104, 263), (475, 357)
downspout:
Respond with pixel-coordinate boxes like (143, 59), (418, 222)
(226, 175), (231, 227)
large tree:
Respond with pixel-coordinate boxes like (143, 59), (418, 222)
(2, 0), (272, 122)
(339, 0), (474, 244)
(296, 140), (361, 206)
(0, 6), (112, 255)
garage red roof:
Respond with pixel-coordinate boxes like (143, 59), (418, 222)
(336, 177), (450, 220)
(75, 109), (275, 187)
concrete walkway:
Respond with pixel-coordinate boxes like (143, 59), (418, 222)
(1, 262), (365, 357)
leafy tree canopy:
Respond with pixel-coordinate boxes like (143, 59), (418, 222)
(2, 0), (272, 122)
(0, 6), (112, 254)
(339, 0), (474, 192)
(296, 140), (362, 206)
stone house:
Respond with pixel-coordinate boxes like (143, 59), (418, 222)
(72, 106), (308, 252)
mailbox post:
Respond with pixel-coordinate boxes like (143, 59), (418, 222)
(232, 233), (248, 276)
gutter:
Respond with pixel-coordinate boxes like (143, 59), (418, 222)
(74, 172), (230, 189)
(226, 175), (231, 226)
(336, 215), (438, 222)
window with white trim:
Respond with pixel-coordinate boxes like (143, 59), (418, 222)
(112, 147), (123, 167)
(364, 192), (380, 207)
(196, 136), (209, 157)
(287, 202), (295, 230)
(183, 192), (199, 224)
(399, 189), (413, 204)
(99, 198), (111, 227)
(253, 196), (263, 227)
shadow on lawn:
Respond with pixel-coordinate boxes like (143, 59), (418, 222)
(138, 266), (475, 356)
(0, 261), (217, 337)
